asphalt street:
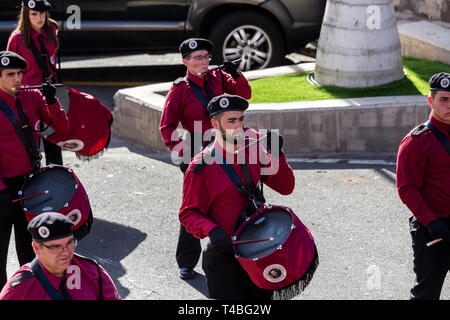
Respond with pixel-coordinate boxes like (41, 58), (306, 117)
(5, 54), (450, 301)
(7, 136), (450, 300)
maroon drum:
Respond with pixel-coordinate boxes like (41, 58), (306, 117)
(18, 165), (93, 240)
(43, 86), (113, 159)
(233, 205), (318, 298)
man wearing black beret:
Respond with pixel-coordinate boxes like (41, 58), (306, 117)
(0, 212), (120, 300)
(0, 50), (69, 289)
(159, 38), (252, 280)
(396, 72), (450, 299)
(179, 94), (296, 299)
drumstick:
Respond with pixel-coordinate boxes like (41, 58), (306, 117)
(207, 237), (274, 248)
(232, 237), (275, 245)
(234, 135), (268, 154)
(198, 58), (242, 76)
(14, 84), (64, 91)
(12, 190), (49, 203)
(426, 238), (443, 247)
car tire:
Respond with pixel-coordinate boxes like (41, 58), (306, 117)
(208, 11), (284, 71)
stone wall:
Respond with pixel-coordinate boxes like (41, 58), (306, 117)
(394, 0), (449, 22)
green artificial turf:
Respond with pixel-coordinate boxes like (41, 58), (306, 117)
(248, 56), (449, 103)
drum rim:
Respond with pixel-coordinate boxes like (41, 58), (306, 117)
(19, 165), (79, 211)
(233, 204), (295, 261)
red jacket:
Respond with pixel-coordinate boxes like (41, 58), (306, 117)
(396, 115), (450, 226)
(159, 69), (251, 153)
(7, 26), (58, 85)
(179, 129), (295, 238)
(0, 255), (121, 300)
(0, 89), (69, 189)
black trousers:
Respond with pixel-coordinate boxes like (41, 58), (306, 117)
(0, 175), (36, 288)
(175, 162), (201, 269)
(202, 246), (273, 300)
(43, 138), (63, 165)
(175, 136), (215, 270)
(409, 216), (450, 300)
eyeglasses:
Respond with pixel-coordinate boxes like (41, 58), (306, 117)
(188, 54), (212, 62)
(40, 238), (78, 254)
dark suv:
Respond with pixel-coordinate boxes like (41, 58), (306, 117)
(0, 0), (326, 70)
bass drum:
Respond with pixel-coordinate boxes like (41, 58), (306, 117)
(42, 86), (113, 160)
(19, 165), (93, 240)
(233, 205), (318, 300)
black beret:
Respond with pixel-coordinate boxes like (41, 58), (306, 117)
(0, 51), (27, 70)
(28, 212), (74, 242)
(21, 0), (52, 12)
(207, 94), (249, 118)
(179, 38), (213, 58)
(429, 72), (450, 92)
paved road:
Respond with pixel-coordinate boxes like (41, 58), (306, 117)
(5, 53), (450, 300)
(7, 134), (449, 300)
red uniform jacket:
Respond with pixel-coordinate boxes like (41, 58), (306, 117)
(396, 114), (450, 226)
(179, 129), (295, 238)
(0, 88), (69, 189)
(7, 26), (58, 85)
(0, 255), (121, 300)
(159, 69), (251, 154)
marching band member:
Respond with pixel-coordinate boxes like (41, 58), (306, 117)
(0, 51), (68, 288)
(7, 0), (63, 166)
(0, 212), (121, 300)
(178, 94), (295, 299)
(159, 38), (251, 280)
(396, 72), (450, 300)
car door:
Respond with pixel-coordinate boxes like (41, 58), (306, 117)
(0, 0), (24, 48)
(56, 0), (189, 54)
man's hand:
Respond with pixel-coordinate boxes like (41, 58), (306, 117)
(209, 227), (233, 253)
(40, 80), (57, 105)
(223, 61), (240, 79)
(426, 219), (450, 242)
(264, 130), (284, 155)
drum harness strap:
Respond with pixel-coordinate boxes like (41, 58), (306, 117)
(425, 120), (450, 156)
(184, 70), (225, 111)
(30, 254), (104, 300)
(211, 147), (265, 229)
(30, 258), (67, 300)
(0, 98), (41, 171)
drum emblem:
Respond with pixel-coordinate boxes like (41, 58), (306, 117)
(66, 209), (82, 226)
(263, 264), (287, 283)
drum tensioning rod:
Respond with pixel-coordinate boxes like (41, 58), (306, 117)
(12, 190), (49, 203)
(14, 84), (64, 91)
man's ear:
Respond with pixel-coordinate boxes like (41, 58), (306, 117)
(32, 241), (40, 256)
(211, 117), (219, 130)
(428, 95), (433, 107)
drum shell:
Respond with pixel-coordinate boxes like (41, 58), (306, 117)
(45, 86), (113, 157)
(234, 205), (316, 290)
(19, 165), (92, 233)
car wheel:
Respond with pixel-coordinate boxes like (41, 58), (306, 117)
(208, 11), (284, 71)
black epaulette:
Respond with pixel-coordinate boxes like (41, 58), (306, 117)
(173, 77), (187, 86)
(74, 253), (99, 266)
(411, 124), (429, 136)
(10, 271), (35, 287)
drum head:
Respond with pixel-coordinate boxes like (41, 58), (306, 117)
(236, 209), (292, 259)
(22, 168), (77, 213)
